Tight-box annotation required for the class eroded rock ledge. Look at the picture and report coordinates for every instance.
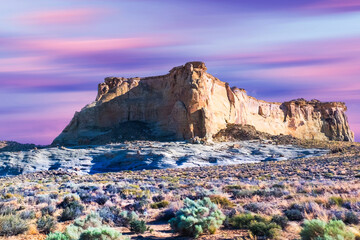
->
[0,141,37,152]
[53,61,354,145]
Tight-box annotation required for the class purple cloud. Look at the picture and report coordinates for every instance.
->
[16,8,108,26]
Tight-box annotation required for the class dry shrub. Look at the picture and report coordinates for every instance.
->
[27,224,39,235]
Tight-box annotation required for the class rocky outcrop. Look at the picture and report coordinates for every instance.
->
[0,141,37,152]
[53,61,354,145]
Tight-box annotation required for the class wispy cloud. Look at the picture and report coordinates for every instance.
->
[16,8,107,26]
[3,36,177,54]
[303,0,360,12]
[0,35,184,77]
[0,56,57,72]
[208,37,360,86]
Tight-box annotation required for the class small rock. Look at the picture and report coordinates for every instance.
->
[231,143,241,149]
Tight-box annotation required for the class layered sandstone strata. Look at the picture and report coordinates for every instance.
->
[53,62,354,145]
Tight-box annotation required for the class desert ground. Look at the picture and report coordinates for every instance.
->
[0,140,359,239]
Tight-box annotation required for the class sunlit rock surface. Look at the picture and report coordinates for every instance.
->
[0,141,328,176]
[53,61,354,145]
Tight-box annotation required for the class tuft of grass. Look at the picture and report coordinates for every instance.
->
[223,185,243,192]
[229,213,255,229]
[150,200,170,209]
[328,196,345,207]
[249,221,281,239]
[209,195,234,209]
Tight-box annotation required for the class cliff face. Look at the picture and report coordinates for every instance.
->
[53,62,354,145]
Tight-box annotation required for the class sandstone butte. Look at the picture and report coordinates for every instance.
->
[53,61,354,145]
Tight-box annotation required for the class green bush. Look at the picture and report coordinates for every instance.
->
[300,219,355,240]
[130,220,147,234]
[0,204,16,216]
[98,208,140,228]
[271,215,289,229]
[150,200,170,209]
[344,211,359,225]
[98,206,122,226]
[64,225,83,240]
[253,215,268,223]
[58,195,79,209]
[65,213,102,240]
[229,213,255,229]
[285,209,304,221]
[249,221,281,239]
[41,205,56,216]
[0,214,28,236]
[79,227,123,240]
[229,213,281,238]
[48,212,126,240]
[119,211,139,227]
[169,197,225,238]
[60,201,84,221]
[20,210,36,220]
[45,232,69,240]
[94,195,109,205]
[37,216,56,234]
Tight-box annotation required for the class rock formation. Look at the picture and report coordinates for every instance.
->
[0,141,37,152]
[53,61,354,145]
